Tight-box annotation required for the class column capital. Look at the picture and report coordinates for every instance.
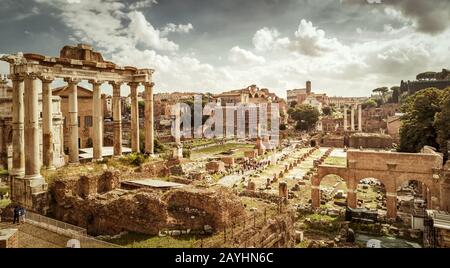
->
[109,81,123,87]
[64,77,81,85]
[88,80,104,87]
[25,72,39,80]
[127,81,140,88]
[39,75,55,84]
[144,82,155,88]
[8,73,26,82]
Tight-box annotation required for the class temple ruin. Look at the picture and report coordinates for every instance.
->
[0,44,156,210]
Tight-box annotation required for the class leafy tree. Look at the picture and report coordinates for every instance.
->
[389,86,400,103]
[398,88,443,153]
[361,99,377,109]
[373,87,389,103]
[434,87,450,160]
[288,104,320,131]
[322,106,332,116]
[290,101,298,108]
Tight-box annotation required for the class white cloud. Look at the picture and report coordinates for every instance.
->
[290,19,345,56]
[161,23,194,36]
[228,46,265,65]
[252,27,289,52]
[129,0,158,10]
[128,11,179,51]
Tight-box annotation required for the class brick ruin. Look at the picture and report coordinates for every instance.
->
[49,171,245,236]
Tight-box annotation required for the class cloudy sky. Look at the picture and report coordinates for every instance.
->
[0,0,449,98]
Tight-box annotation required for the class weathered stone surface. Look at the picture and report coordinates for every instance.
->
[50,174,245,236]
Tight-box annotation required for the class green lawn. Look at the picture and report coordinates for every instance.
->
[191,143,254,159]
[324,157,347,167]
[0,198,11,208]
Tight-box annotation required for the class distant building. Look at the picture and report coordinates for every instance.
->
[286,81,328,109]
[53,85,108,150]
[400,69,450,95]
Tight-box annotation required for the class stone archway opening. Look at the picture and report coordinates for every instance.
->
[319,174,348,212]
[396,180,430,223]
[356,178,387,214]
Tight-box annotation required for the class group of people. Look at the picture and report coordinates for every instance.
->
[13,205,26,224]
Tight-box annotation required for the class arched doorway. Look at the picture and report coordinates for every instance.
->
[318,174,348,211]
[356,178,387,216]
[396,179,431,224]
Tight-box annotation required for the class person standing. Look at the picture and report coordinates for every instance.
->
[20,207,26,224]
[13,206,20,224]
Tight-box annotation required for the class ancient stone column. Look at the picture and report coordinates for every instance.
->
[90,80,103,161]
[347,189,357,208]
[128,82,140,153]
[41,76,54,169]
[350,105,355,131]
[386,192,397,219]
[65,78,80,164]
[358,104,362,132]
[10,74,25,178]
[311,185,320,209]
[24,73,43,180]
[111,82,122,156]
[144,82,154,155]
[279,181,288,199]
[343,105,348,131]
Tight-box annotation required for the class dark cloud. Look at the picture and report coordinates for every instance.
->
[342,0,450,34]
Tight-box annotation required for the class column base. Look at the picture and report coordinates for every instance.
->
[92,158,104,163]
[10,169,25,179]
[68,162,80,167]
[45,166,56,171]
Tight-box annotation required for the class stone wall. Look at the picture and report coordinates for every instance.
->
[349,133,393,149]
[235,214,296,248]
[49,173,245,235]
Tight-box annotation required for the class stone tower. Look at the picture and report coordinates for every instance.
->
[306,81,312,95]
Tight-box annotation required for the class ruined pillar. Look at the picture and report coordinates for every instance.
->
[347,188,357,208]
[311,185,320,209]
[343,105,348,131]
[351,105,355,131]
[129,82,140,153]
[65,78,80,164]
[90,80,103,161]
[358,104,362,132]
[41,76,54,169]
[24,73,43,180]
[10,74,25,177]
[386,192,397,219]
[111,82,122,156]
[279,181,288,199]
[144,82,154,155]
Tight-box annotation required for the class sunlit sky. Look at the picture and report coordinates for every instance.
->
[0,0,449,98]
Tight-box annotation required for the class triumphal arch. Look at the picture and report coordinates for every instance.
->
[0,44,155,209]
[313,148,450,219]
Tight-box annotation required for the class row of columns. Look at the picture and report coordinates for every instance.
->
[10,73,155,181]
[343,104,362,132]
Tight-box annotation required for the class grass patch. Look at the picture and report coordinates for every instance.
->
[0,198,11,208]
[191,143,254,160]
[105,232,199,248]
[324,157,346,167]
